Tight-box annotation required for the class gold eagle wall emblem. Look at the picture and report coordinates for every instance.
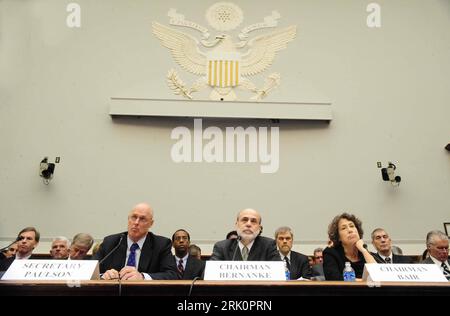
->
[152,2,297,101]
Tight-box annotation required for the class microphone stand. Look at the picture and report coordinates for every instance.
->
[0,237,21,253]
[98,234,125,266]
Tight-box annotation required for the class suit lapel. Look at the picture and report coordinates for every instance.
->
[247,238,259,261]
[184,256,198,279]
[228,239,242,260]
[289,252,299,279]
[138,233,153,271]
[112,241,127,270]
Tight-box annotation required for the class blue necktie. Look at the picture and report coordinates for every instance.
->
[126,243,139,267]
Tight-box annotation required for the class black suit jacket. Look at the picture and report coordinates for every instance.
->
[323,245,366,280]
[175,255,205,280]
[422,257,450,280]
[288,251,312,280]
[422,257,450,265]
[210,236,280,261]
[371,252,413,264]
[311,263,325,280]
[93,232,177,280]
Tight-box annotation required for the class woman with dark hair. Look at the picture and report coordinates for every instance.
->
[323,213,376,280]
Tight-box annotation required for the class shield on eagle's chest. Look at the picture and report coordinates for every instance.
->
[207,52,241,87]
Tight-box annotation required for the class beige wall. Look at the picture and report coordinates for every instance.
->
[1,0,449,256]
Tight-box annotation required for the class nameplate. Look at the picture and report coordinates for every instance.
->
[1,259,100,280]
[204,261,285,281]
[362,263,448,282]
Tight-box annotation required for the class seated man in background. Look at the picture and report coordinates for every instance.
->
[0,227,40,271]
[0,242,18,260]
[49,236,70,259]
[370,228,413,263]
[210,208,280,261]
[311,247,325,280]
[93,202,177,280]
[422,230,450,280]
[188,244,202,260]
[172,229,205,279]
[69,233,94,260]
[275,226,311,279]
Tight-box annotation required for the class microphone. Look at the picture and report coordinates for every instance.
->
[188,276,200,296]
[0,236,22,253]
[98,233,125,265]
[231,236,242,261]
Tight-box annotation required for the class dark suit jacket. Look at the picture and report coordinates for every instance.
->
[289,251,312,280]
[175,255,205,280]
[93,232,177,280]
[210,236,280,261]
[311,263,325,280]
[421,257,450,265]
[323,245,366,280]
[0,254,39,272]
[422,257,450,280]
[371,252,413,264]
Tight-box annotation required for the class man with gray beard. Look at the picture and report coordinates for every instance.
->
[210,208,280,261]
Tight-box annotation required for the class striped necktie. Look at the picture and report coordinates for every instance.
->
[177,259,185,279]
[284,257,291,271]
[441,262,450,280]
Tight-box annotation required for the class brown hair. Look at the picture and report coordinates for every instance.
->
[18,227,40,242]
[327,213,363,247]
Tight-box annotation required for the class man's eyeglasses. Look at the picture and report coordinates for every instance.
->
[174,236,189,241]
[129,215,149,223]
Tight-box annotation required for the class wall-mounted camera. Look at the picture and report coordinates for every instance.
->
[379,162,401,186]
[39,157,60,184]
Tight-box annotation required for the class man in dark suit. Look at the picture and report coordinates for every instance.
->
[210,208,280,261]
[311,247,325,281]
[171,229,205,280]
[370,228,413,263]
[275,226,312,280]
[93,202,177,280]
[422,230,450,280]
[0,227,40,272]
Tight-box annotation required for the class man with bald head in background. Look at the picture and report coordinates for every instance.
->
[210,208,280,261]
[93,202,177,280]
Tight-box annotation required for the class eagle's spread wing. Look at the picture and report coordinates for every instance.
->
[152,22,207,75]
[240,25,296,77]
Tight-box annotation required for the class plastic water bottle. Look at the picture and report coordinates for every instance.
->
[343,262,356,281]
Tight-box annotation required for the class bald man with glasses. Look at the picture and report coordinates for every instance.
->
[93,202,177,280]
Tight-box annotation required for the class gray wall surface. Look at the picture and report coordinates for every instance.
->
[1,0,449,255]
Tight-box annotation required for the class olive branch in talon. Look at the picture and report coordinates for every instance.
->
[166,69,193,99]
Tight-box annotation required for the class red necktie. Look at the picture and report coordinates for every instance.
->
[177,259,184,279]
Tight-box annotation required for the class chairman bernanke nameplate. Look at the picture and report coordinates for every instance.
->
[204,261,285,281]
